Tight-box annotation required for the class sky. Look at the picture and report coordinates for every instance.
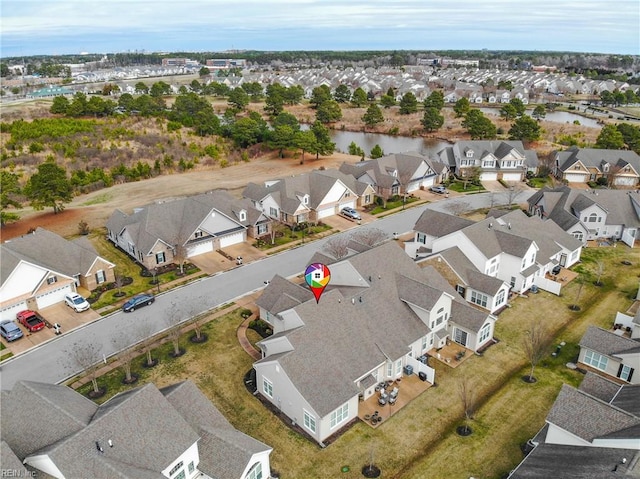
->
[1,0,639,58]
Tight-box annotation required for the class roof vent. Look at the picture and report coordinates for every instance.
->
[368,276,372,282]
[351,298,355,305]
[488,223,492,229]
[359,296,363,303]
[96,441,104,453]
[108,439,113,448]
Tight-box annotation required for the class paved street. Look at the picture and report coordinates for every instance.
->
[0,191,531,389]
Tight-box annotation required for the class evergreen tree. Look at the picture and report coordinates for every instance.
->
[453,98,470,118]
[421,107,444,132]
[508,116,542,142]
[24,158,73,213]
[362,104,384,129]
[399,92,418,114]
[595,124,625,149]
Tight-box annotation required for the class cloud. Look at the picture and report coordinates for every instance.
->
[1,0,638,55]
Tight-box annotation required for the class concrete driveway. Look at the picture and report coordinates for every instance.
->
[0,302,100,357]
[190,243,267,275]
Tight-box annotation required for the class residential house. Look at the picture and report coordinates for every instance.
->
[0,380,273,479]
[437,140,537,182]
[339,151,449,200]
[0,228,115,320]
[554,147,640,187]
[578,326,639,384]
[407,208,583,295]
[614,283,640,339]
[243,169,374,226]
[509,373,640,478]
[253,241,496,445]
[106,190,271,270]
[528,186,640,246]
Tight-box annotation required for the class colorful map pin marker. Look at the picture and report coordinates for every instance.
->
[305,263,331,303]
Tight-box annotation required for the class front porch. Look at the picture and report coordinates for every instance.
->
[427,342,474,368]
[358,374,432,427]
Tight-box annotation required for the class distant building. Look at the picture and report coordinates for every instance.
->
[161,58,199,67]
[206,59,247,69]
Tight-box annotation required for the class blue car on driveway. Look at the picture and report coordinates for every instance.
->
[0,320,24,342]
[122,293,155,312]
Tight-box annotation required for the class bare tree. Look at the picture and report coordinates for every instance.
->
[522,319,549,383]
[502,183,527,209]
[351,228,389,247]
[173,242,188,275]
[166,301,185,357]
[63,340,104,396]
[136,321,159,367]
[569,274,585,311]
[113,270,125,297]
[323,235,351,259]
[187,303,208,343]
[111,332,138,384]
[446,200,471,217]
[458,375,477,435]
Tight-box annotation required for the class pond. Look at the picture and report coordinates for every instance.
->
[326,129,451,156]
[478,107,601,128]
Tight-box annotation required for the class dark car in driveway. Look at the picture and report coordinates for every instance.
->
[122,293,155,312]
[0,321,24,342]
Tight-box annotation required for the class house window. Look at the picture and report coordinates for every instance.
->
[495,289,506,306]
[470,291,488,308]
[47,276,58,285]
[571,250,579,261]
[618,364,634,382]
[584,350,608,371]
[417,233,426,244]
[365,194,371,203]
[95,270,106,284]
[257,223,268,235]
[303,196,309,205]
[263,378,273,398]
[194,230,204,238]
[510,277,516,288]
[435,307,446,326]
[330,403,349,429]
[386,361,393,377]
[269,207,278,218]
[155,252,166,264]
[169,461,184,476]
[571,231,584,241]
[588,213,598,223]
[395,359,402,375]
[246,462,263,479]
[239,211,247,221]
[479,323,491,344]
[188,462,195,474]
[303,410,316,433]
[421,335,428,351]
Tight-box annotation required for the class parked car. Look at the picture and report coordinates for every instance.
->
[0,320,24,342]
[122,293,155,312]
[64,292,91,312]
[340,206,361,220]
[430,185,447,194]
[16,310,46,332]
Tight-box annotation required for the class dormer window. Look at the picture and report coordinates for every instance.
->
[302,195,309,205]
[194,230,204,238]
[603,163,610,172]
[465,149,474,158]
[238,209,247,221]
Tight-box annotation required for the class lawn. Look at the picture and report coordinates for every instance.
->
[447,181,486,193]
[88,229,200,311]
[527,176,553,188]
[253,223,332,250]
[369,196,420,215]
[71,245,640,479]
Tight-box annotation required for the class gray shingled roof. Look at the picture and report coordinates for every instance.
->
[258,242,492,416]
[106,191,256,255]
[611,384,640,417]
[556,146,640,175]
[0,381,98,460]
[413,209,474,237]
[547,384,640,443]
[578,371,622,403]
[1,228,112,287]
[579,326,640,357]
[256,275,314,315]
[509,443,640,478]
[1,441,30,477]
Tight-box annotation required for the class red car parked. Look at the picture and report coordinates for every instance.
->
[16,310,46,332]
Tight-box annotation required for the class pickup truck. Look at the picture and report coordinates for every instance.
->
[16,310,46,332]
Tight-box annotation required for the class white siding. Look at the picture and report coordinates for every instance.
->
[161,442,199,479]
[0,262,48,300]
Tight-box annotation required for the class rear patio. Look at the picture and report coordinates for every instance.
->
[427,341,474,368]
[358,373,432,427]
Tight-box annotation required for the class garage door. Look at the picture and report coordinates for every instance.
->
[188,240,213,257]
[36,284,72,309]
[480,172,498,181]
[502,173,522,182]
[219,231,245,248]
[317,206,336,219]
[565,173,586,183]
[614,177,637,186]
[0,301,27,321]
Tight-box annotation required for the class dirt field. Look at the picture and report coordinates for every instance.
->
[1,151,356,240]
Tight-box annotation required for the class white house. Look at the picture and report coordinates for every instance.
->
[578,326,639,384]
[253,242,496,445]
